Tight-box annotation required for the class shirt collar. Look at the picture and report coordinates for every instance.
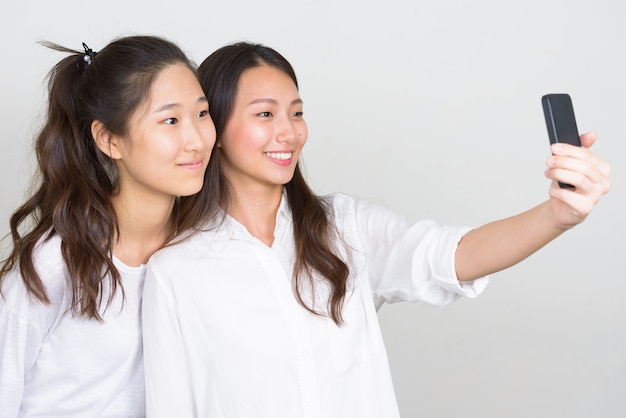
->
[199,189,293,253]
[276,189,292,225]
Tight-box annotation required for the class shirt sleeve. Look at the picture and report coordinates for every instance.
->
[0,269,61,416]
[344,196,489,310]
[143,261,196,418]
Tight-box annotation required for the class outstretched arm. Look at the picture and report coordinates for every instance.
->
[455,132,611,281]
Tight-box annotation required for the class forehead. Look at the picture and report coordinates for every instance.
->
[235,65,299,101]
[150,63,197,97]
[131,63,200,122]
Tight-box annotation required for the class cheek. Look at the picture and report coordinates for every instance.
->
[298,125,309,146]
[224,124,268,152]
[149,140,179,160]
[205,125,217,150]
[249,124,272,144]
[131,129,179,158]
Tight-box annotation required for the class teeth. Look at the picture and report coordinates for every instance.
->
[266,152,292,160]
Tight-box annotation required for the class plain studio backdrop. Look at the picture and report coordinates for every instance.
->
[1,0,624,416]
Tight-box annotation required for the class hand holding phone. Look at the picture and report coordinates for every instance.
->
[541,93,581,189]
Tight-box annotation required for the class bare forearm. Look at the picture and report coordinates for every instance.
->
[455,201,567,281]
[454,133,610,281]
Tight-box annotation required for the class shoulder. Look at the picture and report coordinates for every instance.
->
[149,228,214,270]
[321,192,358,216]
[323,192,407,224]
[0,234,69,330]
[32,233,67,275]
[2,233,68,292]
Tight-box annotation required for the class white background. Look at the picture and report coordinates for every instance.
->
[1,0,624,416]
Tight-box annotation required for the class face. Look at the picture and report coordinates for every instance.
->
[219,64,308,194]
[112,63,216,202]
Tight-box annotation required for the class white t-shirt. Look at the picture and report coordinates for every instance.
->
[0,234,146,418]
[142,193,489,418]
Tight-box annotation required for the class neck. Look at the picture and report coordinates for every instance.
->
[227,185,283,247]
[111,193,176,267]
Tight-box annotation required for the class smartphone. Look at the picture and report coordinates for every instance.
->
[541,93,581,189]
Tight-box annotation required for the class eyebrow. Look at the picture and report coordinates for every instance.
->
[154,96,208,113]
[248,98,303,106]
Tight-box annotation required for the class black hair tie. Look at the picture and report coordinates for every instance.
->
[82,42,97,66]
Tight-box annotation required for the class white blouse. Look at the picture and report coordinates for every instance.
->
[142,193,488,418]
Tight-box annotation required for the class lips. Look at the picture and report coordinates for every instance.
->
[178,159,204,169]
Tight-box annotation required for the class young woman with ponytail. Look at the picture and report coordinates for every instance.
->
[0,35,216,417]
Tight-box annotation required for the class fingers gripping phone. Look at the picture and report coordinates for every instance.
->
[541,93,581,189]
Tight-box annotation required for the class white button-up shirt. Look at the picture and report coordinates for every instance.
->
[143,193,488,418]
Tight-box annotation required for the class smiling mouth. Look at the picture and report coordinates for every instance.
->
[265,152,292,160]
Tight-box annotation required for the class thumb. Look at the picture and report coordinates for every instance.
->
[580,131,597,148]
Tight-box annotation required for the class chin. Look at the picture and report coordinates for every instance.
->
[276,171,297,185]
[177,182,206,197]
[276,178,295,187]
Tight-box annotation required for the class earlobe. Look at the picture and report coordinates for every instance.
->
[91,120,122,159]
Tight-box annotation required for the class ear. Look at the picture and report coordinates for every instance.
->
[91,120,122,159]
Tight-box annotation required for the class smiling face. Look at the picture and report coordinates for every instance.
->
[111,63,216,203]
[218,64,308,195]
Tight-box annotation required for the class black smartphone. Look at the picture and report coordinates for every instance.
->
[541,93,581,189]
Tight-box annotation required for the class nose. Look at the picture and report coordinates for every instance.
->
[275,116,297,144]
[185,118,216,153]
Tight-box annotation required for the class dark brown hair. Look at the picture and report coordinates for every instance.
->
[198,42,349,324]
[0,35,219,319]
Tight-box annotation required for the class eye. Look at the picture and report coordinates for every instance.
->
[197,109,209,118]
[163,117,178,125]
[293,111,304,117]
[258,111,273,117]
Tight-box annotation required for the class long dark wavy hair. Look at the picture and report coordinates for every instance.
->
[0,35,220,320]
[198,42,350,325]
